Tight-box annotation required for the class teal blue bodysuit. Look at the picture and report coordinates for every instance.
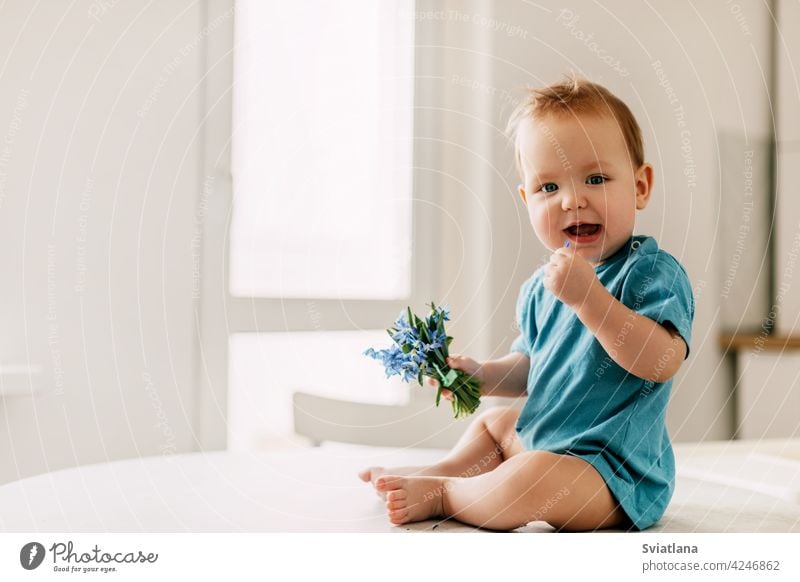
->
[510,235,694,530]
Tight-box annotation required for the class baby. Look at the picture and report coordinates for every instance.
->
[358,76,694,532]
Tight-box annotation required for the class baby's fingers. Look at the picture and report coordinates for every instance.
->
[424,376,439,388]
[447,354,478,375]
[424,375,452,400]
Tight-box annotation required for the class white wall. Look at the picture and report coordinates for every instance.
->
[430,0,774,441]
[0,0,204,483]
[776,0,800,336]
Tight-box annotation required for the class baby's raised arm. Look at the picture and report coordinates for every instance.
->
[544,248,689,384]
[575,286,686,383]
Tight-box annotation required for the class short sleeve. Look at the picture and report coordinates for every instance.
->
[510,274,538,355]
[620,252,695,358]
[510,334,528,355]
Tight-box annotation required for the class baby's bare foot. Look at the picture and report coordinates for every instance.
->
[358,466,386,484]
[374,475,449,525]
[358,466,388,499]
[357,465,438,499]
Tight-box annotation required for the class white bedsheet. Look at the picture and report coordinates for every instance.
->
[0,439,798,533]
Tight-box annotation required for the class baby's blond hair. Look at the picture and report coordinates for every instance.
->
[507,75,644,179]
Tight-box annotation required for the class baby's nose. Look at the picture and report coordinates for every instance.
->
[561,188,587,210]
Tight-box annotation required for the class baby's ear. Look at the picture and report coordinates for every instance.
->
[518,184,527,204]
[634,163,654,210]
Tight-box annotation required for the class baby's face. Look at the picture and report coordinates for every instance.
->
[516,113,652,266]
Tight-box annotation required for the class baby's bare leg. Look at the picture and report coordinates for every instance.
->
[359,406,523,488]
[434,405,524,477]
[376,450,626,531]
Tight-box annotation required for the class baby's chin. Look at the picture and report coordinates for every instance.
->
[555,237,625,266]
[586,240,629,265]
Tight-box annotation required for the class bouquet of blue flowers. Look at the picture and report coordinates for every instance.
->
[363,302,482,419]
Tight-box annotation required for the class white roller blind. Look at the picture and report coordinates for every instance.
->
[230,0,415,299]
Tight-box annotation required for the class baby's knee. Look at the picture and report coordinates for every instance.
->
[512,451,565,487]
[479,406,522,454]
[478,405,519,427]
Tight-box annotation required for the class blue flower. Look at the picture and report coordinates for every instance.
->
[391,326,419,346]
[399,358,421,383]
[364,345,412,379]
[365,304,454,385]
[365,303,482,418]
[434,304,450,322]
[391,312,420,346]
[393,311,412,330]
[409,349,426,365]
[423,329,447,352]
[364,342,427,383]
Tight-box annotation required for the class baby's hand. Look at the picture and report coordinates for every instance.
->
[543,247,599,308]
[424,354,484,399]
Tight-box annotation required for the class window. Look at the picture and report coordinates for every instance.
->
[225,0,418,451]
[227,331,410,451]
[230,0,415,299]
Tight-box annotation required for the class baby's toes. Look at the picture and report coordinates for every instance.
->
[374,475,404,493]
[358,466,381,483]
[377,477,410,523]
[386,488,407,503]
[385,489,408,511]
[388,508,410,525]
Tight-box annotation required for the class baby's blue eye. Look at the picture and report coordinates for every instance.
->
[540,183,558,193]
[587,175,607,185]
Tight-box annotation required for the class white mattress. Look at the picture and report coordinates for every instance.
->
[0,439,799,533]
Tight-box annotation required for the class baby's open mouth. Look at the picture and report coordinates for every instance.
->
[563,223,601,237]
